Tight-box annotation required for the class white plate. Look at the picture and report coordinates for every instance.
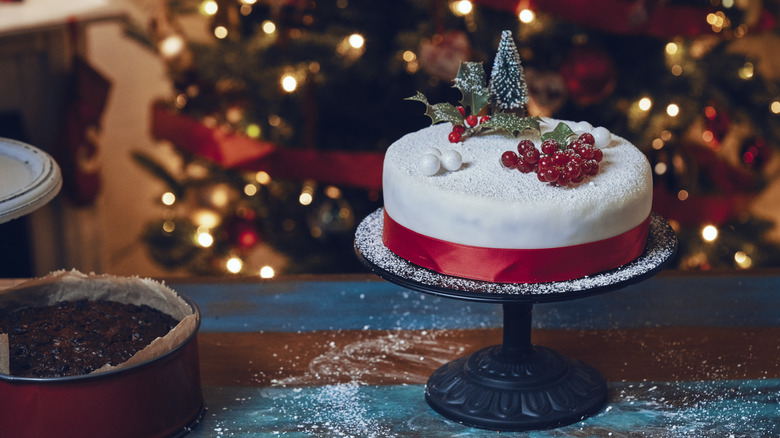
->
[0,138,61,224]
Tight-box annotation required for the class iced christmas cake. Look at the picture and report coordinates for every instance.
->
[381,31,652,283]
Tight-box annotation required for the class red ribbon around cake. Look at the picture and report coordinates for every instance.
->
[383,210,650,283]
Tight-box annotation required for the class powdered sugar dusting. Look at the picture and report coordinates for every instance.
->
[271,331,452,387]
[355,209,676,299]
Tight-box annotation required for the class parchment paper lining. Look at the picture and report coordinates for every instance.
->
[0,270,198,377]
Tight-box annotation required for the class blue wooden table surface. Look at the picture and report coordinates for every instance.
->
[168,270,780,437]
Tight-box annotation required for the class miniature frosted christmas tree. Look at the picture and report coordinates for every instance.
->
[407,30,540,143]
[489,30,529,117]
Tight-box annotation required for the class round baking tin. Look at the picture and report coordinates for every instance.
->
[0,292,204,438]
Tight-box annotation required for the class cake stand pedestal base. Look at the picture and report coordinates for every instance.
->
[424,302,606,431]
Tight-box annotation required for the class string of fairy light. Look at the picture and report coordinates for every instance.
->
[150,0,778,275]
[631,34,776,270]
[159,0,366,93]
[150,0,370,277]
[158,170,280,277]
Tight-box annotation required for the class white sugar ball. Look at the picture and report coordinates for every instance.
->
[423,147,442,157]
[592,126,612,148]
[572,121,593,132]
[419,153,441,176]
[440,150,463,171]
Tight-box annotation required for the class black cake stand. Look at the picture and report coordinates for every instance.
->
[354,208,677,432]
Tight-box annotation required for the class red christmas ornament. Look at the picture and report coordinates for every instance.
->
[228,218,261,249]
[559,45,616,106]
[703,104,730,145]
[238,229,259,248]
[741,137,770,169]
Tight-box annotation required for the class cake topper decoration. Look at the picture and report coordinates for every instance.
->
[407,31,541,144]
[453,62,490,116]
[489,30,530,116]
[407,30,606,187]
[418,147,463,176]
[501,130,604,187]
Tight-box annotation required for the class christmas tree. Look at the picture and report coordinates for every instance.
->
[489,29,529,116]
[128,0,780,276]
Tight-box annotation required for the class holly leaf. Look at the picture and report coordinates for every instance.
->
[406,92,463,125]
[405,91,429,106]
[481,113,541,137]
[541,122,577,146]
[454,62,490,115]
[427,103,463,125]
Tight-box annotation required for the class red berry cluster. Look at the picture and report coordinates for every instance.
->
[448,106,491,143]
[500,133,603,186]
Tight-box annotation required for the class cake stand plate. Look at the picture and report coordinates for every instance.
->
[355,208,677,431]
[0,138,62,224]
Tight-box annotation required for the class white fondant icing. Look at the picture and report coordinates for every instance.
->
[383,118,652,249]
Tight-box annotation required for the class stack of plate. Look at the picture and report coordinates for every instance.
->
[0,138,62,223]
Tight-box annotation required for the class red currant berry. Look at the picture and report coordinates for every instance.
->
[448,131,462,143]
[501,151,519,168]
[466,115,479,127]
[557,172,571,186]
[566,161,582,178]
[593,148,603,162]
[570,173,585,184]
[584,160,599,175]
[541,139,559,155]
[578,132,595,146]
[544,167,560,182]
[581,160,594,175]
[480,115,491,124]
[569,154,583,165]
[581,146,595,160]
[457,106,466,117]
[536,171,548,183]
[452,125,465,134]
[517,162,534,173]
[502,151,519,168]
[552,151,568,166]
[523,147,540,165]
[537,156,553,170]
[517,139,535,154]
